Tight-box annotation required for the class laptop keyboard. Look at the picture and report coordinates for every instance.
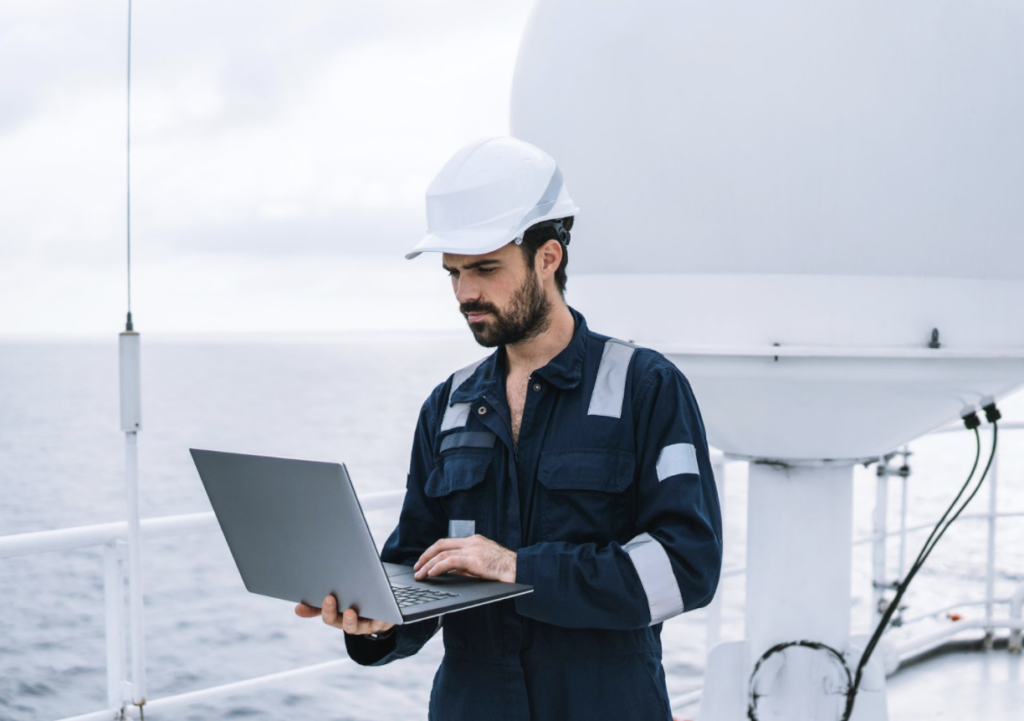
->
[391,584,459,608]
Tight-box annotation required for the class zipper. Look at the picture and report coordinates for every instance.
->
[515,375,533,463]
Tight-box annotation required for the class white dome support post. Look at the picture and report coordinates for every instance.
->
[119,330,147,708]
[699,461,888,721]
[746,462,853,663]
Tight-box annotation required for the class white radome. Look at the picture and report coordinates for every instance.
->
[512,0,1024,461]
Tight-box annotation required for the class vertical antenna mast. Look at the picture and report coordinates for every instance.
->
[119,0,147,713]
[125,0,133,332]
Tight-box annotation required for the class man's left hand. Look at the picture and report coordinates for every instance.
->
[414,534,516,583]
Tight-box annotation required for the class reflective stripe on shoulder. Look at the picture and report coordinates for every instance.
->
[587,339,636,418]
[623,532,684,625]
[656,443,700,481]
[440,404,471,432]
[440,357,487,431]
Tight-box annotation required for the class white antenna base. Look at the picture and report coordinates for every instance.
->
[119,331,141,432]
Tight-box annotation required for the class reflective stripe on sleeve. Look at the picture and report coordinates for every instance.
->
[440,357,486,431]
[623,532,684,625]
[656,443,700,481]
[587,340,636,418]
[448,520,476,538]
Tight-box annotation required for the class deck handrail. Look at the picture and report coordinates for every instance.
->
[0,489,406,559]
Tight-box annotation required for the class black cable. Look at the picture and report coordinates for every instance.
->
[748,640,852,721]
[857,426,981,664]
[903,425,997,589]
[908,425,981,571]
[125,0,134,332]
[842,421,998,720]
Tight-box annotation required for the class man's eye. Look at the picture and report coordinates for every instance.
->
[478,267,496,275]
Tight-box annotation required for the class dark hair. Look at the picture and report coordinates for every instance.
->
[520,217,573,295]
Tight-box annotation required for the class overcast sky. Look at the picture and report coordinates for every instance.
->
[0,0,535,336]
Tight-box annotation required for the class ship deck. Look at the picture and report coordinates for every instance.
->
[887,641,1022,720]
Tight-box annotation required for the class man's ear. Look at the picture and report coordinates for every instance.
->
[537,239,563,278]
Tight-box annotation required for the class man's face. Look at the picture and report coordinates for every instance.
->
[442,243,551,348]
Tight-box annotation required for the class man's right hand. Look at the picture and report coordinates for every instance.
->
[294,595,395,636]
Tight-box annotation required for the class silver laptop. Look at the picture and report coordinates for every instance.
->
[189,448,532,624]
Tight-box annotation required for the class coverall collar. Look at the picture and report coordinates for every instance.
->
[450,306,589,405]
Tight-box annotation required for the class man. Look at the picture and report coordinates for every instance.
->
[296,137,722,720]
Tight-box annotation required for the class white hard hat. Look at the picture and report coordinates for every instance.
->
[406,136,579,259]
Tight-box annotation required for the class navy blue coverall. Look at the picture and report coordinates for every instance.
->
[346,309,723,720]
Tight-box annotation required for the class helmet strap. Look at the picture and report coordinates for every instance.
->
[546,219,571,247]
[518,219,571,248]
[555,219,571,247]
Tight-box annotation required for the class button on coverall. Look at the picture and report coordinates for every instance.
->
[346,309,723,721]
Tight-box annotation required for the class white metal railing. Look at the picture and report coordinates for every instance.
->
[0,489,405,721]
[897,599,1007,628]
[3,427,1022,719]
[0,492,405,560]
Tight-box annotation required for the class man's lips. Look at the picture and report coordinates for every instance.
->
[466,311,490,323]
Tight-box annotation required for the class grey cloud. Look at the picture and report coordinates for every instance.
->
[0,0,529,140]
[1,0,532,273]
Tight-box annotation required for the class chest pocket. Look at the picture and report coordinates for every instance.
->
[425,449,493,531]
[537,448,635,544]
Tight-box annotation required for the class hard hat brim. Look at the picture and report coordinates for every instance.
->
[405,228,517,260]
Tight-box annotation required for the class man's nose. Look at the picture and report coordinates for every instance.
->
[454,275,480,305]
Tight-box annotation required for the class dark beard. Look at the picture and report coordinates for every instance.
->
[461,273,551,348]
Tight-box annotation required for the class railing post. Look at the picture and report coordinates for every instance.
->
[897,448,910,582]
[1010,583,1024,654]
[705,452,726,654]
[984,428,999,649]
[872,457,890,629]
[104,540,127,710]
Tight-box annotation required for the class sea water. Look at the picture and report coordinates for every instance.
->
[1,337,1022,721]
